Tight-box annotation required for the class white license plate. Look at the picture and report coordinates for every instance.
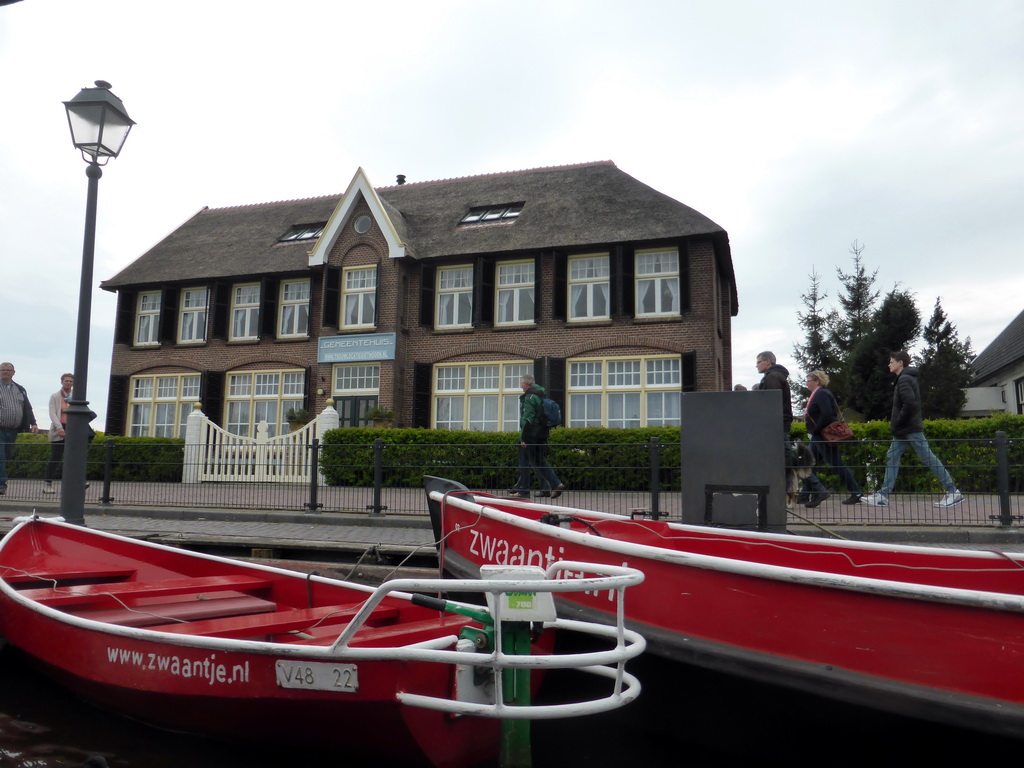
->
[275,661,359,693]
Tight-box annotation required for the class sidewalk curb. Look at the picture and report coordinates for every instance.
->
[0,501,433,530]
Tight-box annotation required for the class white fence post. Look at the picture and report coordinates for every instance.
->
[314,400,340,485]
[182,403,206,484]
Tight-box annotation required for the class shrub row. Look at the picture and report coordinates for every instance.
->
[7,434,185,483]
[317,426,681,491]
[792,414,1024,493]
[8,414,1024,492]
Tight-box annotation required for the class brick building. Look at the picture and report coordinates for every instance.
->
[100,161,737,437]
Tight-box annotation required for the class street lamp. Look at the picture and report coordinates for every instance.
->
[61,81,134,525]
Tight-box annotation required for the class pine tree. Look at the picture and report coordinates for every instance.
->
[847,288,920,420]
[831,240,880,362]
[793,268,841,401]
[918,298,974,418]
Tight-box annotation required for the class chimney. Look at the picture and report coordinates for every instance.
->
[396,174,406,185]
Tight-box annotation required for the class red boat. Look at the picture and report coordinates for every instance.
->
[0,515,644,768]
[425,476,1024,739]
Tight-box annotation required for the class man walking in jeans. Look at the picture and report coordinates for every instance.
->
[862,351,963,508]
[507,374,564,499]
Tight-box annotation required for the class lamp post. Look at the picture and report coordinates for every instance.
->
[61,81,134,525]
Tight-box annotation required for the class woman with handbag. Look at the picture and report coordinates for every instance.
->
[803,370,862,506]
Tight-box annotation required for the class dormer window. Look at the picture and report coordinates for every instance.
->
[279,222,326,242]
[459,203,523,226]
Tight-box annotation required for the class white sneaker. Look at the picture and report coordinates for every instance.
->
[934,490,964,508]
[861,492,888,507]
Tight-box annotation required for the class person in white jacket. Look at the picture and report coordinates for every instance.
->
[43,373,74,493]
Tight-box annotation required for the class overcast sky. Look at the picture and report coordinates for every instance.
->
[2,0,1022,427]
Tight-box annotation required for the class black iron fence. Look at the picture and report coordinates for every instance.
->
[4,433,1024,527]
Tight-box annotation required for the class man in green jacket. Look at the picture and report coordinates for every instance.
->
[508,374,564,498]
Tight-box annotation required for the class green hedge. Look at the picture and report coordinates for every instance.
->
[318,426,679,491]
[9,414,1024,492]
[321,416,1024,493]
[790,414,1024,494]
[7,433,184,483]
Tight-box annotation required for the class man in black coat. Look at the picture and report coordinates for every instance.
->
[756,351,793,436]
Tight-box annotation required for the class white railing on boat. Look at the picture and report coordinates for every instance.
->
[182,403,339,485]
[330,562,647,719]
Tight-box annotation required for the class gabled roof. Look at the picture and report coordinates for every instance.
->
[371,161,729,261]
[308,168,406,265]
[102,162,735,307]
[971,307,1024,383]
[101,195,340,289]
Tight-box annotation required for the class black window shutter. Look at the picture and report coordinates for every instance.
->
[419,265,436,327]
[681,352,697,392]
[260,278,279,339]
[552,252,566,321]
[680,243,692,314]
[303,366,311,411]
[105,375,129,436]
[114,291,135,345]
[412,362,433,428]
[159,287,179,344]
[530,254,541,323]
[372,264,380,326]
[203,371,225,426]
[544,357,566,405]
[323,266,340,328]
[619,247,635,317]
[212,282,229,340]
[474,258,494,327]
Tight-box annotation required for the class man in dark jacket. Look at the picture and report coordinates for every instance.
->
[508,374,564,499]
[0,362,39,495]
[862,351,962,508]
[756,351,797,475]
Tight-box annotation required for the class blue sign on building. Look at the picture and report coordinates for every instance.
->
[317,333,396,363]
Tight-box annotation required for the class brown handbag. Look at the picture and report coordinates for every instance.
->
[822,420,854,442]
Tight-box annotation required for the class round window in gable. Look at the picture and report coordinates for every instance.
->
[354,215,372,235]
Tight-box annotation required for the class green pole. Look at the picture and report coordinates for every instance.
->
[499,621,533,768]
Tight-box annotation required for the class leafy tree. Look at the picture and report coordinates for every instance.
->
[847,287,920,420]
[918,298,974,418]
[831,240,880,362]
[793,267,841,401]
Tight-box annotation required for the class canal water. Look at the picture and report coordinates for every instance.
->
[0,645,1013,767]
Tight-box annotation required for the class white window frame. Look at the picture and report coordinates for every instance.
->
[127,373,201,437]
[278,280,310,338]
[495,261,535,326]
[178,287,209,344]
[333,364,380,394]
[436,266,473,329]
[341,267,377,329]
[225,369,305,437]
[635,249,681,317]
[568,254,610,321]
[433,361,530,432]
[134,291,161,346]
[230,283,261,341]
[566,355,681,428]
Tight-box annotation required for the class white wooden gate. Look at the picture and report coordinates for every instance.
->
[182,403,340,484]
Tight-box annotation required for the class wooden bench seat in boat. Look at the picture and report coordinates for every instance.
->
[72,593,278,628]
[3,564,136,588]
[147,603,400,639]
[293,614,469,647]
[16,574,273,608]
